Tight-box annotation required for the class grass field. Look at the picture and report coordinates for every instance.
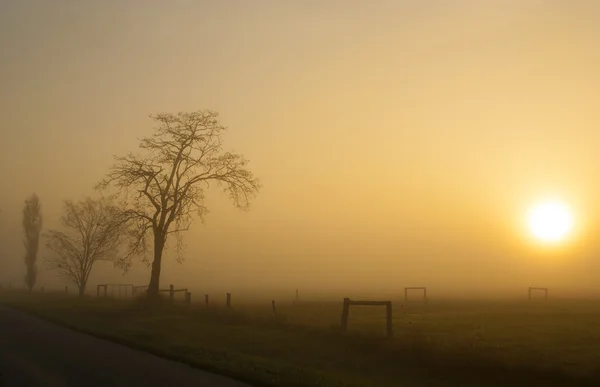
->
[2,291,600,387]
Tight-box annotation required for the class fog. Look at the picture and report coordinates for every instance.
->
[2,0,600,301]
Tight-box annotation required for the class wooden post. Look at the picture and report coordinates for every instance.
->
[340,298,350,333]
[204,294,209,306]
[272,300,277,315]
[226,293,231,308]
[386,301,393,338]
[185,292,192,306]
[169,284,174,302]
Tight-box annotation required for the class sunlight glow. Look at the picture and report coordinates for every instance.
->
[527,200,574,244]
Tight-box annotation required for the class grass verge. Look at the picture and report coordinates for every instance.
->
[3,292,600,387]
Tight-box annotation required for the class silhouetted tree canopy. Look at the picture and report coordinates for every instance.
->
[97,110,261,298]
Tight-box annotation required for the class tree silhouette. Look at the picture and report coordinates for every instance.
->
[23,194,42,291]
[97,110,260,298]
[45,197,125,296]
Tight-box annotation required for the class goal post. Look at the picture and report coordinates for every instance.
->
[97,284,108,297]
[340,298,393,338]
[528,287,548,301]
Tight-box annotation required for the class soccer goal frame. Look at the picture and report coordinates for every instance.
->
[528,287,548,301]
[340,298,393,338]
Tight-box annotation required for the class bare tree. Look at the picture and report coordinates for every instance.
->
[23,194,42,291]
[45,197,125,296]
[96,110,261,298]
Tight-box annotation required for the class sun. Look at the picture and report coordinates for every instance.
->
[527,200,574,244]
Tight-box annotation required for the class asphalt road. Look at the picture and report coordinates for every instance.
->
[0,306,252,387]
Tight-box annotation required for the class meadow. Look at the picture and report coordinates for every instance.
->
[2,290,600,387]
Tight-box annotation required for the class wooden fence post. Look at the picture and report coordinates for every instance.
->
[185,292,192,307]
[226,293,231,308]
[272,300,277,315]
[169,284,174,302]
[340,298,350,333]
[204,294,209,306]
[386,301,393,338]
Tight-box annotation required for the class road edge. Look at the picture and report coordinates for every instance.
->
[4,303,270,387]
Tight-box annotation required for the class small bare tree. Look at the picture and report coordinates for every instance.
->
[45,197,125,296]
[23,194,43,291]
[97,110,260,298]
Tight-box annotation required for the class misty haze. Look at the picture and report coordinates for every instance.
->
[2,1,600,386]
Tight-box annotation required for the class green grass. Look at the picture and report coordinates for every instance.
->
[2,291,600,387]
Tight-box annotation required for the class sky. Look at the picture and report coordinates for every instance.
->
[1,0,600,300]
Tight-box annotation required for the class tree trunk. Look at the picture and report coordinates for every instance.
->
[25,264,36,292]
[147,233,165,298]
[78,282,86,297]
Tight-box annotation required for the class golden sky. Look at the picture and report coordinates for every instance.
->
[1,1,600,298]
